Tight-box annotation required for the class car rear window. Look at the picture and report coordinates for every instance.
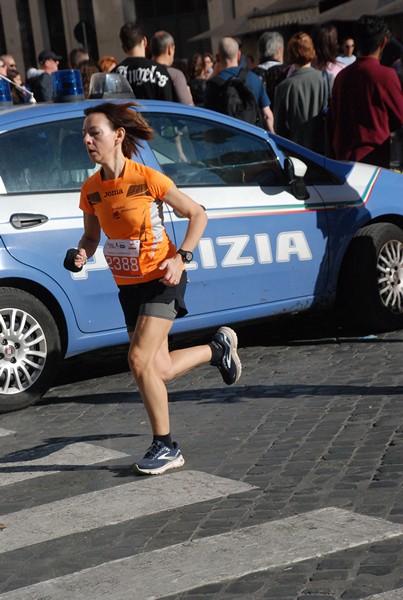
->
[0,119,99,194]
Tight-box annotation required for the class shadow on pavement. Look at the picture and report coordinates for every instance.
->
[40,382,403,408]
[52,311,403,389]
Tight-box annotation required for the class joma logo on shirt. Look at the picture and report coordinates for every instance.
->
[104,189,124,197]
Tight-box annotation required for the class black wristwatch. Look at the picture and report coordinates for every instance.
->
[176,249,193,263]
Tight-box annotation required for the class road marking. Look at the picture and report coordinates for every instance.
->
[0,442,128,486]
[0,428,15,437]
[362,591,403,600]
[0,508,402,599]
[0,470,254,553]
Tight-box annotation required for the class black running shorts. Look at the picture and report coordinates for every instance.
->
[118,271,188,332]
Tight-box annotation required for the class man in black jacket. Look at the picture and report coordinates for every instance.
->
[115,22,174,101]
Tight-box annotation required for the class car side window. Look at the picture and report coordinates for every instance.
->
[145,113,284,187]
[0,119,98,194]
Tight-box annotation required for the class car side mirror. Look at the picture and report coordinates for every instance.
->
[284,156,309,200]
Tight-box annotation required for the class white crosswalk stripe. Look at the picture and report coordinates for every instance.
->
[0,428,15,438]
[0,442,128,486]
[1,441,402,599]
[0,470,254,553]
[0,507,402,600]
[362,591,403,600]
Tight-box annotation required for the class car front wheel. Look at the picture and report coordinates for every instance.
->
[341,223,403,331]
[0,288,61,413]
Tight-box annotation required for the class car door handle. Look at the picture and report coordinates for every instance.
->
[10,213,49,229]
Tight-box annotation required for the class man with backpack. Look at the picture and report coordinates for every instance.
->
[254,31,288,111]
[204,37,274,132]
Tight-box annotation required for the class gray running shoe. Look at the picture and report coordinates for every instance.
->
[211,326,242,385]
[131,441,185,476]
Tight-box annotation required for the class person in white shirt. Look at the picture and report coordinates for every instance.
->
[337,37,356,67]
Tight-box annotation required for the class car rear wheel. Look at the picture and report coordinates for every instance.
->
[0,288,61,413]
[341,223,403,331]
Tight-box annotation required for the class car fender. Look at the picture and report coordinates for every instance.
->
[0,239,127,357]
[320,166,403,294]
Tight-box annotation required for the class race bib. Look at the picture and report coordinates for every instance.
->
[103,239,141,278]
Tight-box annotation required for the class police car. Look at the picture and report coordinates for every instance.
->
[1,94,403,413]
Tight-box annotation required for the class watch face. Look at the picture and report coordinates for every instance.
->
[178,249,193,263]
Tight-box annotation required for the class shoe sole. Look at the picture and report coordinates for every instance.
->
[131,454,185,476]
[217,326,242,385]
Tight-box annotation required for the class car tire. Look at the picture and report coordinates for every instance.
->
[341,222,403,332]
[0,288,61,413]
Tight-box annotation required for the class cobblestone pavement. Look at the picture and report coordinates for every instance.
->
[0,312,402,599]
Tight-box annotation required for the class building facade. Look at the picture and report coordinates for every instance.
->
[0,0,401,79]
[0,0,211,75]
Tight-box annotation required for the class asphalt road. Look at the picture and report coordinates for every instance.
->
[0,311,402,600]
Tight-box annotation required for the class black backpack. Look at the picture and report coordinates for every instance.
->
[212,68,264,128]
[254,64,289,110]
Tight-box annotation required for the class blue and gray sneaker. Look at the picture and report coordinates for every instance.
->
[131,440,185,475]
[211,326,242,385]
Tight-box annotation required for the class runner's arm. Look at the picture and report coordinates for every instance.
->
[163,184,207,252]
[75,213,101,267]
[159,184,207,285]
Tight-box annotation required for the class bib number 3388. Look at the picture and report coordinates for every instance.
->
[103,239,141,277]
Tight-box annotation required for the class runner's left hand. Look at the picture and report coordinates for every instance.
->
[158,256,183,286]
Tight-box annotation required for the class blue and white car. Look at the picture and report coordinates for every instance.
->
[0,98,402,412]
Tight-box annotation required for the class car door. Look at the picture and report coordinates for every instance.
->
[0,115,172,335]
[144,110,329,323]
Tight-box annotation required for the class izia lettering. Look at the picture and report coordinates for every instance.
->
[71,232,313,279]
[196,232,312,269]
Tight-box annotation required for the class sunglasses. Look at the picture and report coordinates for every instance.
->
[344,44,355,48]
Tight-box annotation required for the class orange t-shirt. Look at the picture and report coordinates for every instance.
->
[79,159,176,285]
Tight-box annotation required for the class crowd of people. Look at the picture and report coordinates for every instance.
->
[0,47,116,104]
[1,13,403,169]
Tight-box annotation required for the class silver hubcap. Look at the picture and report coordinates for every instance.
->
[377,239,403,314]
[0,308,47,395]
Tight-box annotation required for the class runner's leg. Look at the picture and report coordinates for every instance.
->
[128,315,173,435]
[154,339,212,382]
[128,316,213,433]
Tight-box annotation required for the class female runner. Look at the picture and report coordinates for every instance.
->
[69,102,241,475]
